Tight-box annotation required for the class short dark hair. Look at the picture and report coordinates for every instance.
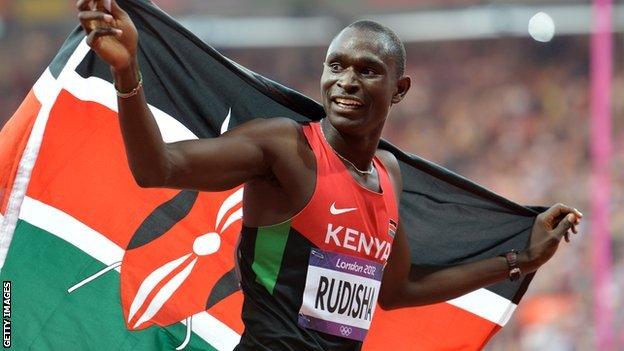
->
[343,20,406,78]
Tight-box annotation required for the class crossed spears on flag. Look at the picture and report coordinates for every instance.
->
[67,112,238,350]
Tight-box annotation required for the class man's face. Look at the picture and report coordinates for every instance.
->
[321,27,401,134]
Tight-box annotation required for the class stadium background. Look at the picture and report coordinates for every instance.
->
[0,0,622,350]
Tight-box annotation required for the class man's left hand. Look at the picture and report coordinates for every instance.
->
[522,203,582,272]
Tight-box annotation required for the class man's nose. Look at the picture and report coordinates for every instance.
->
[336,68,360,93]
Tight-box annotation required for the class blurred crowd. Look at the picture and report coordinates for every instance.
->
[1,1,623,350]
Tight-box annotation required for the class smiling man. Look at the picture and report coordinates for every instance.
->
[77,1,583,350]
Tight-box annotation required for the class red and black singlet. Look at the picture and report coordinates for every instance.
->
[235,121,399,351]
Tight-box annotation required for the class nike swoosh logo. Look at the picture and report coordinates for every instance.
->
[330,202,357,215]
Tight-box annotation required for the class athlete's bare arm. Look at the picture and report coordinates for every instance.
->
[77,0,317,228]
[76,0,301,194]
[77,0,265,191]
[376,151,582,309]
[114,57,279,191]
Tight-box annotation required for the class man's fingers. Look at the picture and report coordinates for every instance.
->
[78,11,113,34]
[77,0,122,15]
[108,0,125,16]
[547,203,577,219]
[540,203,583,231]
[574,207,583,218]
[86,27,122,47]
[78,11,113,23]
[77,0,96,11]
[94,0,125,17]
[551,213,576,240]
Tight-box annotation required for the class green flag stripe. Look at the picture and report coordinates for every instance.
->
[16,196,241,349]
[251,220,291,295]
[0,219,216,351]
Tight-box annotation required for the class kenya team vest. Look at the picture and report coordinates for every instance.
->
[235,121,399,351]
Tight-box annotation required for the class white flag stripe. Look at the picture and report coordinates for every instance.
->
[128,254,192,323]
[59,38,92,80]
[19,197,124,265]
[447,288,517,326]
[59,44,198,144]
[18,196,241,349]
[0,69,65,269]
[133,257,198,329]
[33,69,61,105]
[63,71,197,144]
[187,311,241,351]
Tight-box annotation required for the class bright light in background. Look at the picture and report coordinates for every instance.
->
[528,11,555,42]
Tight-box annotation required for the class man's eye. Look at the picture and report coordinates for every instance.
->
[329,63,342,72]
[362,68,377,76]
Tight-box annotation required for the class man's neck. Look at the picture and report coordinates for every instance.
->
[320,118,383,172]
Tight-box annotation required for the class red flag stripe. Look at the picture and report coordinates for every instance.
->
[366,303,501,351]
[26,89,182,247]
[0,90,41,215]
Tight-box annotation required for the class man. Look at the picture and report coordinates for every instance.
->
[77,0,582,350]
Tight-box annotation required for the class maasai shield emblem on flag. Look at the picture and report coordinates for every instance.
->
[118,188,243,332]
[0,1,545,350]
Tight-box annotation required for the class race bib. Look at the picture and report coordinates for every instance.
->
[297,248,383,341]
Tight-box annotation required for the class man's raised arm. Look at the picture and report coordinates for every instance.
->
[77,0,270,191]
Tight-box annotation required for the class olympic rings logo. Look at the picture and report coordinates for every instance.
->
[339,325,353,336]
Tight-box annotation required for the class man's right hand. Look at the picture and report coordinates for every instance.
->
[77,0,138,71]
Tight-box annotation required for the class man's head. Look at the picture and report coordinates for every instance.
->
[344,20,406,79]
[321,20,411,135]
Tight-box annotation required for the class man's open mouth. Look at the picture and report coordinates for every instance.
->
[332,97,364,109]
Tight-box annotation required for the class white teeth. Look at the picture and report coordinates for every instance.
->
[334,98,362,107]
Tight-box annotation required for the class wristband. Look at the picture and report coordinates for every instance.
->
[501,249,521,281]
[116,71,143,99]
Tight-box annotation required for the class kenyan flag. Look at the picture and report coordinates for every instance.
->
[0,1,543,349]
[0,31,243,350]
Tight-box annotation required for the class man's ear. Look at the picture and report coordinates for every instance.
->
[391,76,411,104]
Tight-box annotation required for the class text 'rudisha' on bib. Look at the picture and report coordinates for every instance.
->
[298,248,383,341]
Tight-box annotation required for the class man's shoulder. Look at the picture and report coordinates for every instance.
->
[375,148,402,191]
[234,118,314,166]
[235,117,303,138]
[375,149,399,173]
[230,117,307,151]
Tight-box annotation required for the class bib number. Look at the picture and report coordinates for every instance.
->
[298,248,383,341]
